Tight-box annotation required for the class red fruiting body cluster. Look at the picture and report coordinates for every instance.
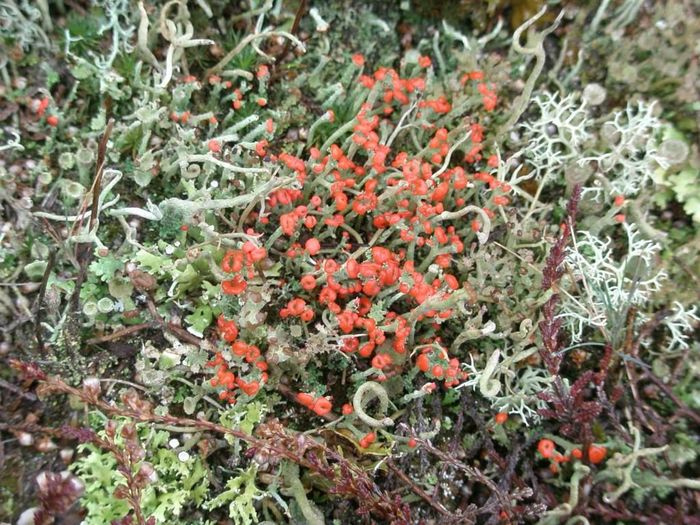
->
[460,71,498,111]
[207,315,268,403]
[232,88,244,110]
[537,439,607,466]
[415,345,467,388]
[587,445,607,464]
[359,432,376,448]
[296,392,333,416]
[537,438,556,458]
[31,97,59,127]
[494,412,508,425]
[220,241,268,296]
[35,97,50,117]
[209,60,508,414]
[280,298,314,322]
[256,139,269,157]
[170,111,191,124]
[217,315,238,342]
[371,353,393,370]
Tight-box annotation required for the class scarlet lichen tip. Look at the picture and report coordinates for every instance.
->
[537,438,555,459]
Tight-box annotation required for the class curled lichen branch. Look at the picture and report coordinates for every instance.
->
[497,6,565,138]
[479,349,501,398]
[158,0,214,88]
[181,153,269,175]
[430,130,472,181]
[0,130,24,152]
[539,462,591,525]
[137,1,161,71]
[433,205,491,245]
[601,424,670,503]
[206,29,305,76]
[353,381,394,428]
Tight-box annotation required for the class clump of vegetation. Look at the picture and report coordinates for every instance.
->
[1,1,698,524]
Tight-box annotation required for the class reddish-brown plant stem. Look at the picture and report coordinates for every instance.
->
[86,323,153,345]
[386,460,454,518]
[15,367,411,524]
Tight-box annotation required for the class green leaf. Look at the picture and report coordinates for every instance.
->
[46,69,60,88]
[368,301,387,323]
[90,107,107,132]
[668,168,700,222]
[135,249,171,274]
[185,304,212,336]
[151,490,188,521]
[204,465,262,525]
[72,420,211,525]
[183,396,198,415]
[108,276,134,301]
[72,64,93,80]
[89,254,125,282]
[239,401,266,435]
[184,347,210,373]
[173,263,201,294]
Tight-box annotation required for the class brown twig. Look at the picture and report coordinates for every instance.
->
[386,460,456,519]
[144,293,212,349]
[85,323,153,345]
[15,370,411,524]
[671,254,700,299]
[268,0,307,84]
[0,378,37,401]
[417,438,510,515]
[629,309,669,358]
[89,118,114,232]
[284,0,306,58]
[33,251,56,352]
[620,309,671,432]
[640,369,700,426]
[165,322,209,348]
[460,389,528,492]
[68,119,115,317]
[36,376,313,464]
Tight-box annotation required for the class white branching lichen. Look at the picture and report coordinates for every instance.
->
[580,100,667,198]
[521,92,590,177]
[660,302,699,352]
[562,223,667,343]
[458,347,552,426]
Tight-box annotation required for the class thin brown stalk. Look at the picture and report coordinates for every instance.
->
[85,323,153,345]
[386,460,455,519]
